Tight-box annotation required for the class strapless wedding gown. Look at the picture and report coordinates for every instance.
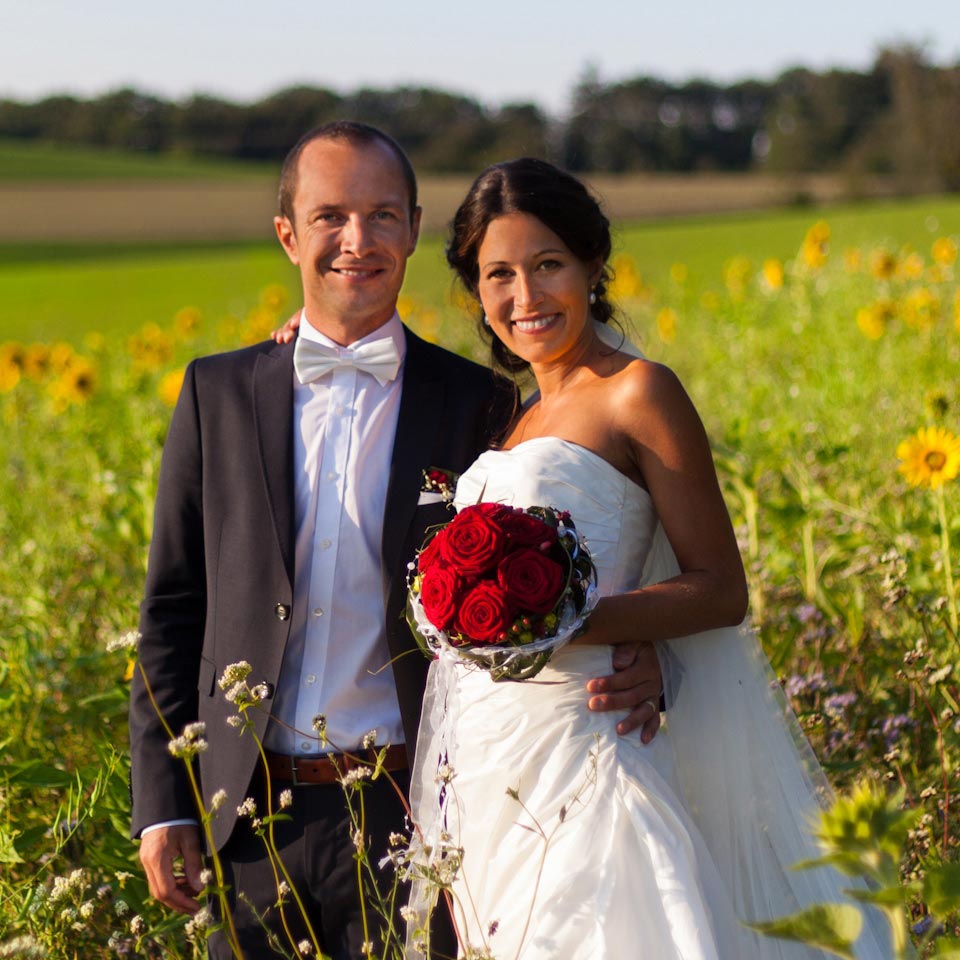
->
[409,437,890,960]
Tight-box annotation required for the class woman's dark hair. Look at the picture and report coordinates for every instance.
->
[446,158,615,372]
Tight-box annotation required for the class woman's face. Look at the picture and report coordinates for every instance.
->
[476,212,599,366]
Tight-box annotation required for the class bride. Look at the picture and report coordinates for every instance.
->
[407,158,891,959]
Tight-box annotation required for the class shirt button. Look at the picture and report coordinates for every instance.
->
[319,538,332,550]
[300,741,311,752]
[333,404,345,416]
[274,603,290,621]
[326,471,336,481]
[312,607,324,618]
[305,674,316,685]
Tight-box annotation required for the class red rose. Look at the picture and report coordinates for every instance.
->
[455,581,514,644]
[419,565,462,632]
[417,529,445,573]
[500,511,558,551]
[497,548,566,614]
[440,505,507,574]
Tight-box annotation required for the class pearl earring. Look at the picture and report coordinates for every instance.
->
[589,291,597,305]
[483,314,491,326]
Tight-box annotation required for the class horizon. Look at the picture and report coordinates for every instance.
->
[3,0,958,116]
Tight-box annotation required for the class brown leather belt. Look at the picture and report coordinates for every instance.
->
[264,745,408,786]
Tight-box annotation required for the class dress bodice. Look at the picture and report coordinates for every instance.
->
[454,436,659,598]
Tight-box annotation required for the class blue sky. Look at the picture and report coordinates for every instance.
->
[3,0,958,115]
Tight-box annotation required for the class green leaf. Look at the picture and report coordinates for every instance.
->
[924,862,960,917]
[748,904,863,960]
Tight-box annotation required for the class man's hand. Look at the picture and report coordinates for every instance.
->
[270,312,301,344]
[139,824,204,915]
[586,643,663,743]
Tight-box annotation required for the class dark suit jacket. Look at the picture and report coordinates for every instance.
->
[129,328,514,851]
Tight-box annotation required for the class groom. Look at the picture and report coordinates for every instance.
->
[129,121,663,958]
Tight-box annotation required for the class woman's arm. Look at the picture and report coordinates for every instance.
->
[578,360,748,646]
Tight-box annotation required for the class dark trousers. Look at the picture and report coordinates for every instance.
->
[207,768,442,960]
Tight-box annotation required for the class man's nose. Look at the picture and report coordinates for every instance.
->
[341,215,375,256]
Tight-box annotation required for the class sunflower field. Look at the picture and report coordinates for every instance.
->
[1,198,960,956]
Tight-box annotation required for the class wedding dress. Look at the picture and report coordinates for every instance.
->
[409,435,891,959]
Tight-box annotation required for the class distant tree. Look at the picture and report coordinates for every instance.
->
[237,86,342,159]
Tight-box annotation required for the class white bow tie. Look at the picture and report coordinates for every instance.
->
[293,335,402,386]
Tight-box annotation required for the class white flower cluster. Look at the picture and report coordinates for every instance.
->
[0,935,45,959]
[168,721,208,758]
[184,906,212,943]
[341,766,372,788]
[218,661,270,709]
[106,630,141,652]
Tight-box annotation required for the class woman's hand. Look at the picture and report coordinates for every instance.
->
[270,312,301,343]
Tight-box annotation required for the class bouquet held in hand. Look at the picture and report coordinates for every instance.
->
[407,503,598,680]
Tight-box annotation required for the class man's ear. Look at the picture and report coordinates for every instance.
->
[407,206,423,256]
[274,216,299,265]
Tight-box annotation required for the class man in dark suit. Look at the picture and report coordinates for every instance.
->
[130,122,662,959]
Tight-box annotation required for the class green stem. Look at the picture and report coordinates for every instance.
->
[936,485,958,634]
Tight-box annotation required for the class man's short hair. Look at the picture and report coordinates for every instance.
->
[277,121,418,225]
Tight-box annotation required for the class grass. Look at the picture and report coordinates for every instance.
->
[0,138,274,180]
[2,193,958,345]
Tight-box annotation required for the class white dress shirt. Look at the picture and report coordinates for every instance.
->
[263,311,406,755]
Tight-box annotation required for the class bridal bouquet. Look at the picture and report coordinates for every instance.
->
[406,503,598,680]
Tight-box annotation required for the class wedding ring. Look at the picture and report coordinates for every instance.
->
[642,697,660,715]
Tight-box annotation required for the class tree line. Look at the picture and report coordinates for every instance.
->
[1,46,957,190]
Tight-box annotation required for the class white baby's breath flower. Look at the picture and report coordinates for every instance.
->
[351,827,365,851]
[360,941,374,957]
[226,714,244,728]
[361,730,377,750]
[210,788,228,811]
[278,880,291,897]
[107,630,140,652]
[237,797,257,818]
[297,939,313,955]
[400,905,416,922]
[59,906,77,922]
[79,900,95,919]
[114,899,129,917]
[279,789,293,809]
[129,914,145,936]
[182,722,206,740]
[199,869,214,886]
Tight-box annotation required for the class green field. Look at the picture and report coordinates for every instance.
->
[0,138,274,180]
[2,194,958,345]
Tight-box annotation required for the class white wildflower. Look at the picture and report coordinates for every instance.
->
[59,907,77,922]
[114,899,129,917]
[210,788,228,811]
[218,661,252,689]
[0,934,46,958]
[278,880,290,897]
[361,730,377,750]
[129,914,145,936]
[311,714,327,736]
[360,942,374,957]
[183,722,206,740]
[351,827,365,852]
[297,941,313,956]
[400,905,416,922]
[199,869,214,886]
[237,798,257,818]
[226,714,244,728]
[79,900,95,919]
[434,764,455,785]
[279,789,293,809]
[107,630,140,652]
[341,766,372,787]
[250,683,270,702]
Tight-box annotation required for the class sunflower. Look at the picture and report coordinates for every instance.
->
[897,427,960,489]
[48,356,97,409]
[656,307,678,344]
[158,367,186,408]
[932,237,958,267]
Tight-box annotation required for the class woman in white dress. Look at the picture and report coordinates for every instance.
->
[407,159,890,959]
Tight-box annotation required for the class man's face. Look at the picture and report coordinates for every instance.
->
[274,138,421,344]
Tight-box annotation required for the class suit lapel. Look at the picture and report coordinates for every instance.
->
[381,329,443,587]
[253,341,296,585]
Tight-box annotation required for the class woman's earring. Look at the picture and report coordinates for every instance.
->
[589,291,597,305]
[483,314,491,326]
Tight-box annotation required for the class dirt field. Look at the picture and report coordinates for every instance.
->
[0,173,900,242]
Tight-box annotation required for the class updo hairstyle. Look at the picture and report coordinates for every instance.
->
[446,158,615,373]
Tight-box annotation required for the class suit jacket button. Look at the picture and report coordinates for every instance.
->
[274,603,290,621]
